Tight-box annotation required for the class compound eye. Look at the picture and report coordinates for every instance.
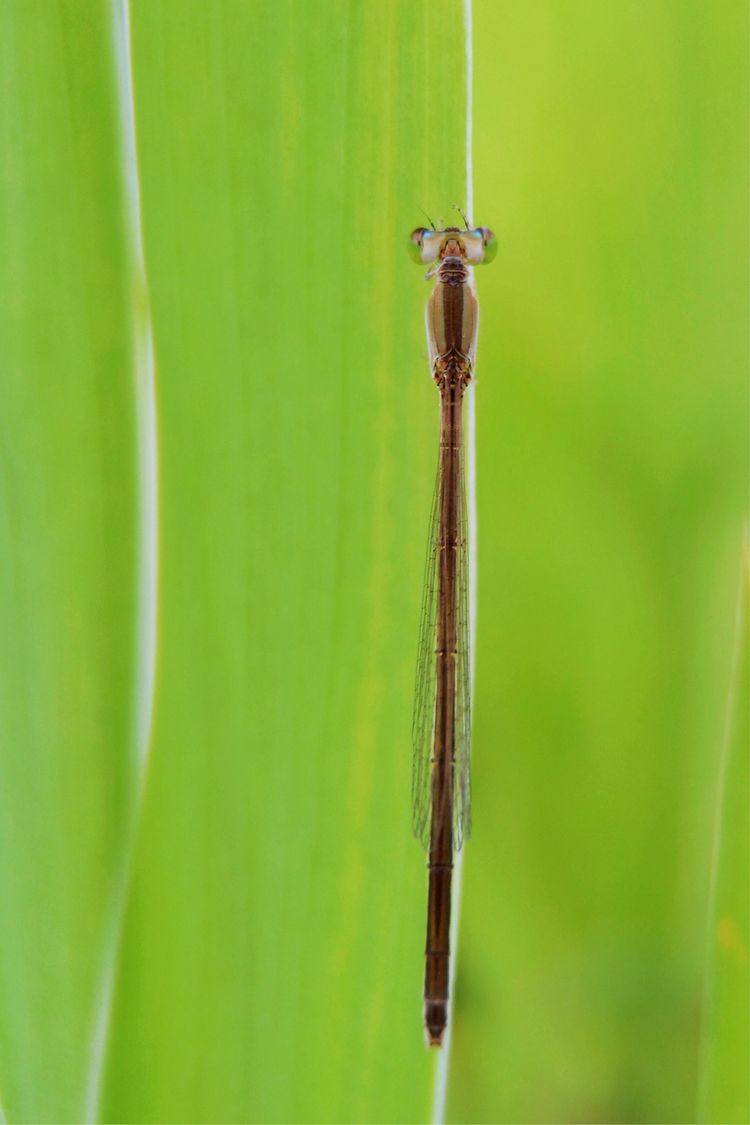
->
[408,227,428,263]
[478,227,497,264]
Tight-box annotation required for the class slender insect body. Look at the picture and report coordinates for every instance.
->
[409,219,495,1047]
[426,269,479,375]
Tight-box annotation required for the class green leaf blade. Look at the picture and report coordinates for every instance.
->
[0,3,139,1120]
[99,2,466,1120]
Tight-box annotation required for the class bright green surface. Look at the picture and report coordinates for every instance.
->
[96,2,463,1121]
[0,2,138,1121]
[0,1,747,1122]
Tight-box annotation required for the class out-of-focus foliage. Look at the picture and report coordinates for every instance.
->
[453,3,748,1121]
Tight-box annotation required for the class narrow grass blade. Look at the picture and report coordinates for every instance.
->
[697,539,749,1124]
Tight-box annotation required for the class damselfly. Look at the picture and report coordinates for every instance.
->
[408,215,496,1046]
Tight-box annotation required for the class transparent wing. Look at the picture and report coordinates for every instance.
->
[411,460,440,850]
[411,449,472,851]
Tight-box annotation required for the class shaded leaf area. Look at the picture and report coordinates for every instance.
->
[0,2,138,1121]
[451,2,748,1122]
[99,1,465,1121]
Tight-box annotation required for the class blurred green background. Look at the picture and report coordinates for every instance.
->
[0,1,746,1123]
